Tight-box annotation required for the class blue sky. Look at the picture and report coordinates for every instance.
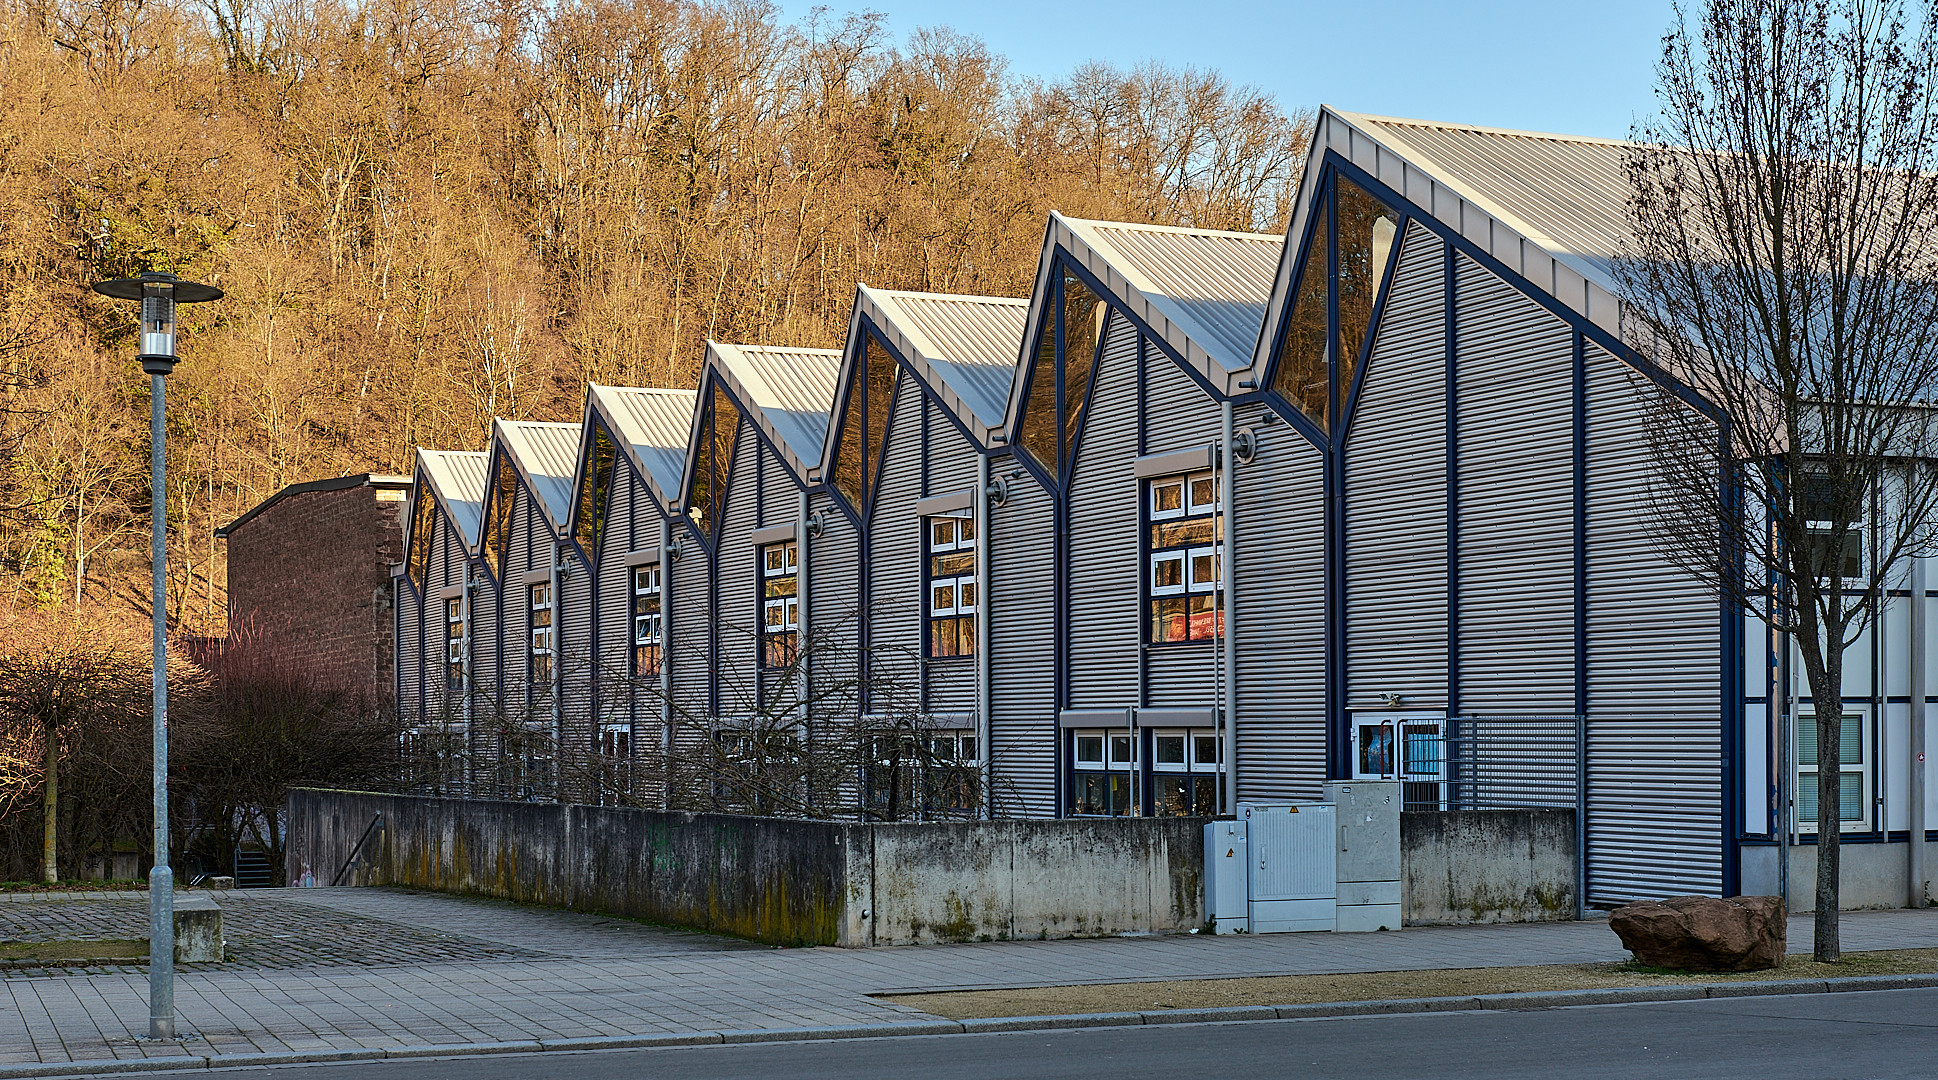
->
[774,0,1681,140]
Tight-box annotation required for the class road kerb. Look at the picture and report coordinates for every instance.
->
[7,971,1938,1079]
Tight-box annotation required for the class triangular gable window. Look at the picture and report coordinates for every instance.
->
[831,331,901,514]
[575,421,616,555]
[1269,172,1401,432]
[482,452,518,580]
[689,382,740,539]
[1018,265,1107,479]
[1336,176,1400,408]
[407,475,436,586]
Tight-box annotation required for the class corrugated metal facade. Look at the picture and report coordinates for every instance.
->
[868,371,925,699]
[987,464,1056,816]
[1585,344,1724,901]
[1140,332,1227,709]
[1066,314,1143,710]
[1344,223,1449,711]
[1232,403,1327,800]
[1452,254,1576,716]
[808,488,860,715]
[715,418,761,718]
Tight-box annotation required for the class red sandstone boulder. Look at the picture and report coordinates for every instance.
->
[1608,895,1786,972]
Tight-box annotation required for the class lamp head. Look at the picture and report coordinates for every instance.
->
[92,271,224,376]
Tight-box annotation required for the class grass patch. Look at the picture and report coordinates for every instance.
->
[0,880,147,893]
[881,947,1938,1020]
[0,939,148,963]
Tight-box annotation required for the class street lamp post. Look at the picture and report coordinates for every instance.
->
[92,271,223,1041]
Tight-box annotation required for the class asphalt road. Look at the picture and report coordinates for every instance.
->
[157,988,1938,1080]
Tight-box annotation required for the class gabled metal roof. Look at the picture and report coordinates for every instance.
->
[1008,213,1282,423]
[586,384,697,506]
[851,286,1028,444]
[1250,106,1630,376]
[416,450,488,550]
[492,420,580,535]
[701,342,844,481]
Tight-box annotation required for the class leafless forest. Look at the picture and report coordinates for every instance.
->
[0,0,1309,633]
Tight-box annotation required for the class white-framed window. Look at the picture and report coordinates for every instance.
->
[926,515,977,659]
[760,540,799,669]
[444,595,465,699]
[1150,727,1220,816]
[600,725,632,758]
[1070,727,1133,816]
[1798,705,1872,832]
[1147,471,1222,644]
[632,563,663,677]
[528,580,555,693]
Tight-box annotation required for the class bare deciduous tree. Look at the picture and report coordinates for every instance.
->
[1620,0,1938,958]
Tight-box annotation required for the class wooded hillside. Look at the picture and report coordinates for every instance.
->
[0,0,1308,632]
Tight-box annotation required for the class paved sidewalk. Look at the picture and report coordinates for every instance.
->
[4,887,1937,1067]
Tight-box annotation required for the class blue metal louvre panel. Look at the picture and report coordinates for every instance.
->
[1231,407,1327,799]
[1141,329,1226,708]
[1065,315,1143,710]
[599,474,637,724]
[759,431,792,526]
[869,371,925,701]
[1344,223,1450,710]
[807,489,860,723]
[1585,344,1723,902]
[397,563,421,723]
[670,519,712,724]
[1453,255,1575,715]
[715,420,762,719]
[988,468,1057,816]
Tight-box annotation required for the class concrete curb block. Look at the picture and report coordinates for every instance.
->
[8,974,1938,1079]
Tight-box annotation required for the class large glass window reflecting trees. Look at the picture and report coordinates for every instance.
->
[1273,217,1329,427]
[688,384,739,539]
[482,455,517,579]
[407,479,436,585]
[1336,177,1400,400]
[576,423,616,554]
[1019,267,1108,479]
[1268,172,1402,433]
[832,334,899,514]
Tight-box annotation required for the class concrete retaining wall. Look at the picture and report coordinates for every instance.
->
[1401,810,1577,925]
[286,789,1204,946]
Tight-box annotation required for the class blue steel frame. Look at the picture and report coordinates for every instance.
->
[1250,148,1745,896]
[837,314,1004,711]
[564,412,617,746]
[1009,251,1216,816]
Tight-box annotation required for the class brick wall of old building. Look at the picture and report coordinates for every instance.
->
[221,477,409,703]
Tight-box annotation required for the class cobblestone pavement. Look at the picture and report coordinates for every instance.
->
[4,888,1937,1068]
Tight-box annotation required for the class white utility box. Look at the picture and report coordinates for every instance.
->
[1240,802,1337,933]
[1324,780,1402,932]
[1203,819,1249,934]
